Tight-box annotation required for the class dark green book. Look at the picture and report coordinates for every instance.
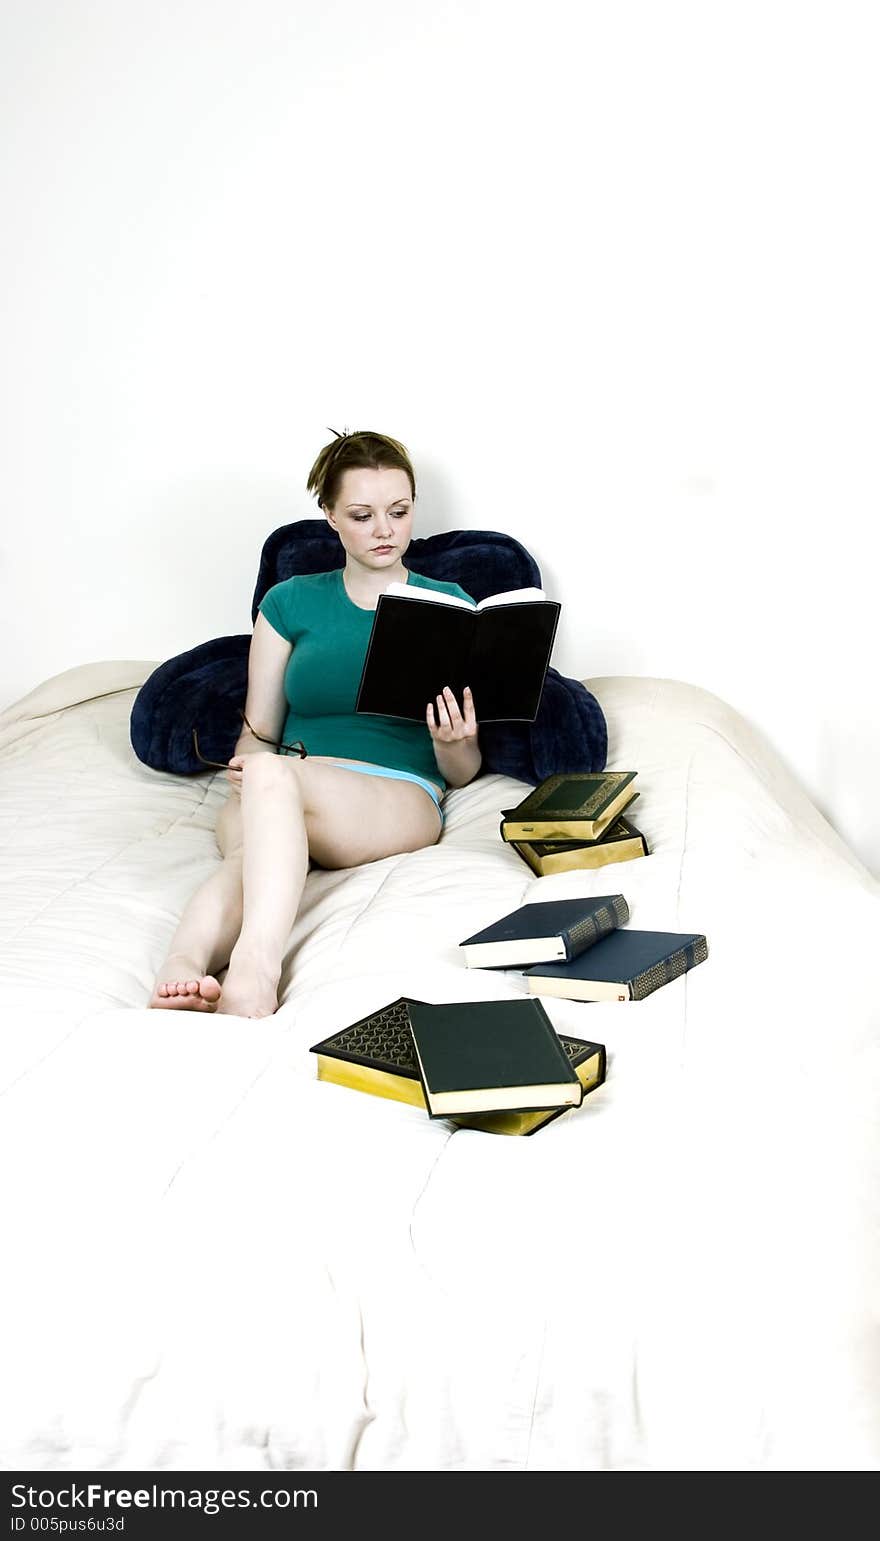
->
[406,996,583,1118]
[524,929,709,1003]
[459,895,630,968]
[500,771,639,842]
[309,997,605,1135]
[451,1036,606,1135]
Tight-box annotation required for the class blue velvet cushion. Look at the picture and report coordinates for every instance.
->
[130,522,607,783]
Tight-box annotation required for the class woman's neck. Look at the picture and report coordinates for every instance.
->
[342,557,408,607]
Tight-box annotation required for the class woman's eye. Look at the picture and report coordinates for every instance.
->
[353,509,407,521]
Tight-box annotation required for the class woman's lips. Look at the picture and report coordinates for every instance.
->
[372,545,394,553]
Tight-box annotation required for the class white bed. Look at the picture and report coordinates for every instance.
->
[1,662,878,1472]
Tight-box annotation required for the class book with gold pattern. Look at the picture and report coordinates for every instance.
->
[500,771,639,842]
[309,996,606,1135]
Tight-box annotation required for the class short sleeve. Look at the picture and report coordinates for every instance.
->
[258,581,294,642]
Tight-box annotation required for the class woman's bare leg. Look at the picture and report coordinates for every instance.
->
[150,797,244,1011]
[218,754,441,1018]
[217,754,310,1017]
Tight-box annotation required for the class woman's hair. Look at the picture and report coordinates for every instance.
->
[306,429,416,511]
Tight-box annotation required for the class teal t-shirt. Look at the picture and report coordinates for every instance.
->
[258,568,474,791]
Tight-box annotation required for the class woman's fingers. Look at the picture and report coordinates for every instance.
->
[426,687,478,740]
[442,686,463,727]
[226,754,245,795]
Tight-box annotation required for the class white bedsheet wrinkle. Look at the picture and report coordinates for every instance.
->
[673,748,695,918]
[0,665,877,1470]
[522,1318,548,1471]
[161,1056,280,1197]
[0,1006,91,1100]
[407,1126,457,1261]
[341,1302,378,1472]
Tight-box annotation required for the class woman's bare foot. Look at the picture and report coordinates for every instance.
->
[216,947,280,1018]
[150,955,222,1012]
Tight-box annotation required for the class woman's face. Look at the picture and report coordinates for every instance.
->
[325,466,414,570]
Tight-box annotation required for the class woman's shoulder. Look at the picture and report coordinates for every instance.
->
[260,569,340,605]
[264,569,339,592]
[258,570,341,636]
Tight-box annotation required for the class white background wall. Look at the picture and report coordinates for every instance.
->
[2,0,878,873]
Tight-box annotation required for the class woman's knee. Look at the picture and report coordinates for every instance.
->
[241,752,303,799]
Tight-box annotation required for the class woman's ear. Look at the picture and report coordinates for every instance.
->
[322,502,339,532]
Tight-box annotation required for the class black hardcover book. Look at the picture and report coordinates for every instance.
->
[452,1036,607,1135]
[354,584,561,723]
[406,996,583,1117]
[459,895,630,969]
[310,998,606,1135]
[524,929,709,1002]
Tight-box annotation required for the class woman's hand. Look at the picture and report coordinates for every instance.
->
[227,750,274,795]
[426,686,482,789]
[227,754,248,796]
[426,685,477,746]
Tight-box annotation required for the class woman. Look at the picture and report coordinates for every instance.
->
[150,430,481,1018]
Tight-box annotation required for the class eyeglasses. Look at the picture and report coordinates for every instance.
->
[192,709,308,770]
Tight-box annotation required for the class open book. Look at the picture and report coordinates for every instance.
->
[355,582,561,723]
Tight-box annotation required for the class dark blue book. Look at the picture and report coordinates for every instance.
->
[406,997,584,1117]
[459,895,629,969]
[524,929,708,1002]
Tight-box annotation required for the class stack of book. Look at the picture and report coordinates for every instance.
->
[459,894,709,1003]
[310,995,607,1137]
[500,770,650,876]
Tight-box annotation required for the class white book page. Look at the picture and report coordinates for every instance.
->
[476,586,546,609]
[382,582,474,610]
[382,582,546,610]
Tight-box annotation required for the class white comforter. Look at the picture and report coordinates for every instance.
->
[1,663,877,1472]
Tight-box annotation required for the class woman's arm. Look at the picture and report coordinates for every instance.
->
[227,613,292,793]
[427,685,482,789]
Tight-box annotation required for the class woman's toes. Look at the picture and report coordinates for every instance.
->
[150,974,222,1010]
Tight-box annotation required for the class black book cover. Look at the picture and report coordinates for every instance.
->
[355,591,561,723]
[406,996,583,1117]
[453,1037,608,1136]
[310,997,423,1078]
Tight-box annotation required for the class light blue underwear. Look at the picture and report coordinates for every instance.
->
[328,760,445,826]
